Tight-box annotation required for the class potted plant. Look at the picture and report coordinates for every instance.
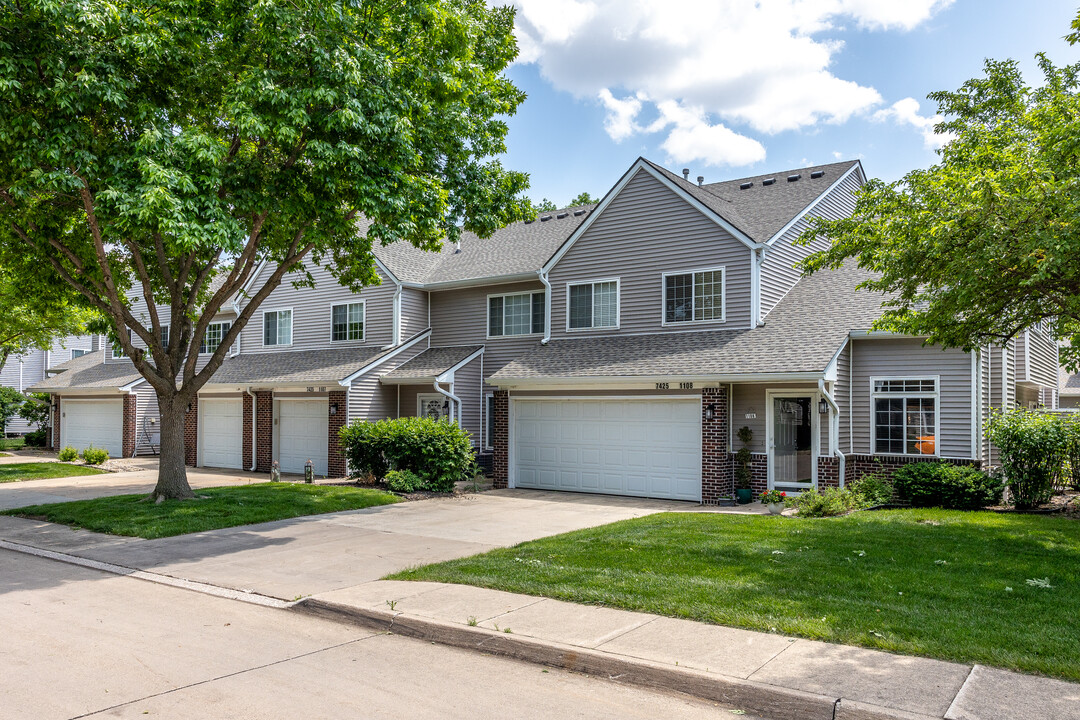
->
[735,426,754,504]
[760,489,787,514]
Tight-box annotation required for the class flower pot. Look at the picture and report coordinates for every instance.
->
[767,502,784,515]
[735,488,754,504]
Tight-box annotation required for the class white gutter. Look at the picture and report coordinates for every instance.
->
[338,329,431,386]
[246,386,258,471]
[538,270,552,345]
[818,378,845,488]
[383,283,403,350]
[432,378,462,425]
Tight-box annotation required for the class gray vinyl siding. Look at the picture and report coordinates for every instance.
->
[133,383,161,455]
[347,341,428,423]
[1016,384,1041,408]
[730,382,819,453]
[850,338,974,459]
[237,261,396,354]
[454,354,483,445]
[400,288,430,338]
[428,280,545,380]
[1021,328,1059,388]
[760,169,862,319]
[114,294,236,374]
[835,340,851,452]
[547,168,753,336]
[2,336,99,433]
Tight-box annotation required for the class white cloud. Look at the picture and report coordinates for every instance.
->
[510,0,953,167]
[873,97,955,149]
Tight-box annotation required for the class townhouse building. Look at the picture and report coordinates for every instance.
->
[0,334,101,435]
[33,157,1060,502]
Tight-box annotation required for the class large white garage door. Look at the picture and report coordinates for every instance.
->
[513,398,702,502]
[278,398,328,476]
[62,399,123,458]
[199,397,244,470]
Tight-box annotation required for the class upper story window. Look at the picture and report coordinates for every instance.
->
[160,324,170,347]
[568,280,619,330]
[71,349,88,360]
[331,301,365,342]
[872,377,937,456]
[663,267,725,324]
[263,309,292,346]
[200,321,232,354]
[488,291,544,337]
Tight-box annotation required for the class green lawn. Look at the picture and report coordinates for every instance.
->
[0,462,108,483]
[392,509,1080,680]
[3,482,401,538]
[0,437,26,451]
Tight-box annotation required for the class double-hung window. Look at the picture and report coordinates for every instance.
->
[200,321,232,354]
[488,291,544,337]
[568,280,619,330]
[71,348,88,360]
[160,324,171,347]
[663,267,725,324]
[872,378,938,456]
[331,302,365,341]
[263,310,292,347]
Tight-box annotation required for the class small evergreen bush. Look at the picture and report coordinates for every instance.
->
[23,429,47,447]
[788,487,863,518]
[384,469,427,493]
[340,416,474,492]
[58,446,79,462]
[81,446,110,465]
[892,462,1002,509]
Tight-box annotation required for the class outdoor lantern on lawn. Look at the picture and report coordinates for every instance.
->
[270,461,280,482]
[304,459,314,484]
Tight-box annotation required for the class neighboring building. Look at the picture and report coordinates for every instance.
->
[1059,366,1080,409]
[0,335,101,435]
[33,157,1060,501]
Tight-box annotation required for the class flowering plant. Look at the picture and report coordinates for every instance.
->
[760,489,787,504]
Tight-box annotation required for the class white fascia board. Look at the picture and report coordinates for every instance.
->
[849,330,930,340]
[413,273,539,292]
[238,258,270,300]
[338,328,431,386]
[541,158,762,275]
[824,342,844,383]
[119,377,149,392]
[372,255,402,286]
[434,346,486,383]
[766,162,862,246]
[487,371,825,390]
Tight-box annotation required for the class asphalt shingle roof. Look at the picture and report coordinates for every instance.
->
[1059,366,1080,395]
[30,352,143,391]
[382,346,484,380]
[208,346,395,385]
[491,262,886,382]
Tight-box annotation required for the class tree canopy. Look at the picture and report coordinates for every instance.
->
[799,22,1080,369]
[0,0,529,497]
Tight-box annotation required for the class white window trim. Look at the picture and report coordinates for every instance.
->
[565,277,621,332]
[486,290,544,340]
[111,329,132,359]
[261,307,294,348]
[869,375,940,458]
[660,265,726,326]
[483,392,495,450]
[329,300,366,343]
[70,348,88,360]
[160,323,171,348]
[199,320,233,355]
[417,393,450,420]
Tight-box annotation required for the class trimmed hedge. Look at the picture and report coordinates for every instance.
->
[892,462,1002,509]
[339,416,473,493]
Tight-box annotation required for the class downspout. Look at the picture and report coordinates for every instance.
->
[383,283,403,350]
[433,378,462,425]
[246,387,257,471]
[818,379,845,488]
[538,270,552,345]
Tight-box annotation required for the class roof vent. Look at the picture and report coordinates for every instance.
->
[573,209,586,216]
[787,174,801,182]
[557,212,569,219]
[697,175,704,186]
[810,170,825,179]
[739,182,753,190]
[682,168,690,180]
[762,177,776,186]
[540,215,552,222]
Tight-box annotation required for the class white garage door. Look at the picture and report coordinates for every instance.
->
[62,399,123,458]
[513,398,702,502]
[277,398,328,476]
[199,397,244,470]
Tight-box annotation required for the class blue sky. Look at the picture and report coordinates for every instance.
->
[499,1,1080,206]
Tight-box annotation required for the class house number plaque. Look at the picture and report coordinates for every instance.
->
[655,382,694,390]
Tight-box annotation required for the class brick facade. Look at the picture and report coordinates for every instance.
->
[327,390,347,478]
[492,390,508,488]
[255,392,273,472]
[184,400,198,467]
[50,397,60,450]
[242,393,253,471]
[845,454,979,483]
[121,394,137,459]
[701,387,732,504]
[818,455,840,488]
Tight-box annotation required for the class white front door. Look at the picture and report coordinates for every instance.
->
[767,392,817,492]
[199,397,244,469]
[512,397,702,502]
[417,394,450,421]
[277,398,329,476]
[61,399,123,457]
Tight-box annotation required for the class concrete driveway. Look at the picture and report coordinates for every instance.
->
[0,488,692,601]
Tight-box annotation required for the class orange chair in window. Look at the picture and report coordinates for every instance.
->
[915,436,936,455]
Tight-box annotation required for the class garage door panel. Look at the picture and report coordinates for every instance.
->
[278,399,328,476]
[514,398,701,502]
[200,398,243,469]
[62,400,123,458]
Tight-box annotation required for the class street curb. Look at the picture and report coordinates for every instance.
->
[295,598,939,720]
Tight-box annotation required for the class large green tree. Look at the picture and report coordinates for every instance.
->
[799,21,1080,368]
[0,0,529,499]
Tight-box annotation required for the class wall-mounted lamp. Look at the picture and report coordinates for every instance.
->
[704,403,716,420]
[329,403,338,416]
[443,400,450,412]
[186,402,193,414]
[818,398,829,415]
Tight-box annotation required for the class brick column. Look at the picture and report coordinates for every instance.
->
[122,394,137,458]
[242,393,253,471]
[51,396,61,450]
[184,399,198,466]
[818,456,840,488]
[701,387,731,504]
[255,392,273,472]
[327,390,347,478]
[492,390,508,488]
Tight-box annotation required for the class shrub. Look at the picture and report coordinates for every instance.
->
[986,410,1064,508]
[340,416,474,492]
[849,471,893,506]
[734,426,753,490]
[23,429,47,447]
[58,446,79,462]
[788,487,863,518]
[81,446,110,465]
[384,469,427,493]
[892,462,1002,509]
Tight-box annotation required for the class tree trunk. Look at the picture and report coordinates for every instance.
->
[151,395,195,500]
